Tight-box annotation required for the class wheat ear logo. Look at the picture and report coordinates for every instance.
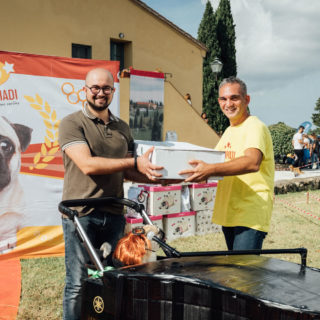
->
[24,94,60,170]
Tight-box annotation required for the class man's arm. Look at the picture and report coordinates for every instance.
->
[64,143,163,181]
[179,148,263,183]
[124,153,163,183]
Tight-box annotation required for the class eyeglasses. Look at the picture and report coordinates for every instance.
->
[86,85,114,95]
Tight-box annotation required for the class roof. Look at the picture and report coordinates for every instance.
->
[130,0,208,52]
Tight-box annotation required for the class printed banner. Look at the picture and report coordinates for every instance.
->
[129,69,164,141]
[298,121,312,134]
[0,51,120,259]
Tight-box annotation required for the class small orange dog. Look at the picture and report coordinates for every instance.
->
[100,225,161,267]
[289,165,303,177]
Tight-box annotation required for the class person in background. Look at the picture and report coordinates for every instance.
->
[58,68,164,320]
[318,135,320,161]
[292,126,305,168]
[184,93,192,105]
[201,112,209,123]
[302,133,311,168]
[179,76,274,251]
[286,153,296,165]
[310,132,319,169]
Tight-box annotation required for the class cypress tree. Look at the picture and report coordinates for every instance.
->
[213,0,237,133]
[216,0,237,79]
[198,1,230,134]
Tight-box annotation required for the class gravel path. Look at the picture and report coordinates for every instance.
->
[275,168,320,181]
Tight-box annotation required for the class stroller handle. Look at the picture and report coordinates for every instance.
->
[58,197,144,221]
[58,196,181,259]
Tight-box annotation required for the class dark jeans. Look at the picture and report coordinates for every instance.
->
[311,152,319,169]
[293,149,304,168]
[62,210,125,320]
[222,226,267,250]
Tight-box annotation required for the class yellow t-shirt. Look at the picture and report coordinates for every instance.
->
[212,116,274,233]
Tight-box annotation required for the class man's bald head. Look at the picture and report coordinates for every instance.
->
[84,68,115,114]
[85,68,114,86]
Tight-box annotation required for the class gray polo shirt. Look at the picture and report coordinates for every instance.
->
[58,106,134,216]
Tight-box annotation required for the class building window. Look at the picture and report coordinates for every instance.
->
[72,43,92,59]
[110,41,125,71]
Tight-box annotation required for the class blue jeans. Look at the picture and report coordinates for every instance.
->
[222,226,267,250]
[311,153,319,169]
[62,210,125,320]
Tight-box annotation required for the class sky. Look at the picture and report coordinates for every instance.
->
[143,0,320,129]
[130,75,164,103]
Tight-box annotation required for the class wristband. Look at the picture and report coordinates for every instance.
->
[134,155,138,171]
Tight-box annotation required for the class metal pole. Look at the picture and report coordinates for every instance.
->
[74,215,105,272]
[140,208,153,225]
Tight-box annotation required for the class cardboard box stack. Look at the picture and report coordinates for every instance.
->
[123,140,225,239]
[188,182,221,235]
[125,182,221,239]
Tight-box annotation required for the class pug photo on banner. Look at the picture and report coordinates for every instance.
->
[0,116,32,253]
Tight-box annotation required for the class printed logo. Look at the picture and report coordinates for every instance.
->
[0,61,19,105]
[0,88,18,101]
[93,296,104,314]
[0,61,14,85]
[61,82,86,108]
[224,142,236,160]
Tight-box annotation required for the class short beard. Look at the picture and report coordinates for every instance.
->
[87,100,109,112]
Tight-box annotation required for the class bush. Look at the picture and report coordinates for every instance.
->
[269,122,295,162]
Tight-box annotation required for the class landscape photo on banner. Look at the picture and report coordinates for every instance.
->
[129,68,164,141]
[0,51,120,259]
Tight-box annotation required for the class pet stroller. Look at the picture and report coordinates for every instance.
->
[59,197,320,320]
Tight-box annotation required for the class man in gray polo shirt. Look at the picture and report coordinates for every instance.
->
[58,68,163,320]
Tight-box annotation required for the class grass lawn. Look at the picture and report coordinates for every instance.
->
[17,190,320,319]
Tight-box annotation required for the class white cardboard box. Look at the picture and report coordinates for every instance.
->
[134,140,225,180]
[189,182,218,211]
[195,210,222,236]
[124,215,163,234]
[139,184,181,216]
[163,211,196,241]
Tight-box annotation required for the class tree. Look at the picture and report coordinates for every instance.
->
[151,111,161,141]
[268,122,295,162]
[216,0,237,79]
[312,98,320,129]
[198,0,236,134]
[198,2,223,133]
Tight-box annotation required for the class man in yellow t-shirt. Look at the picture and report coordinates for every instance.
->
[180,76,274,250]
